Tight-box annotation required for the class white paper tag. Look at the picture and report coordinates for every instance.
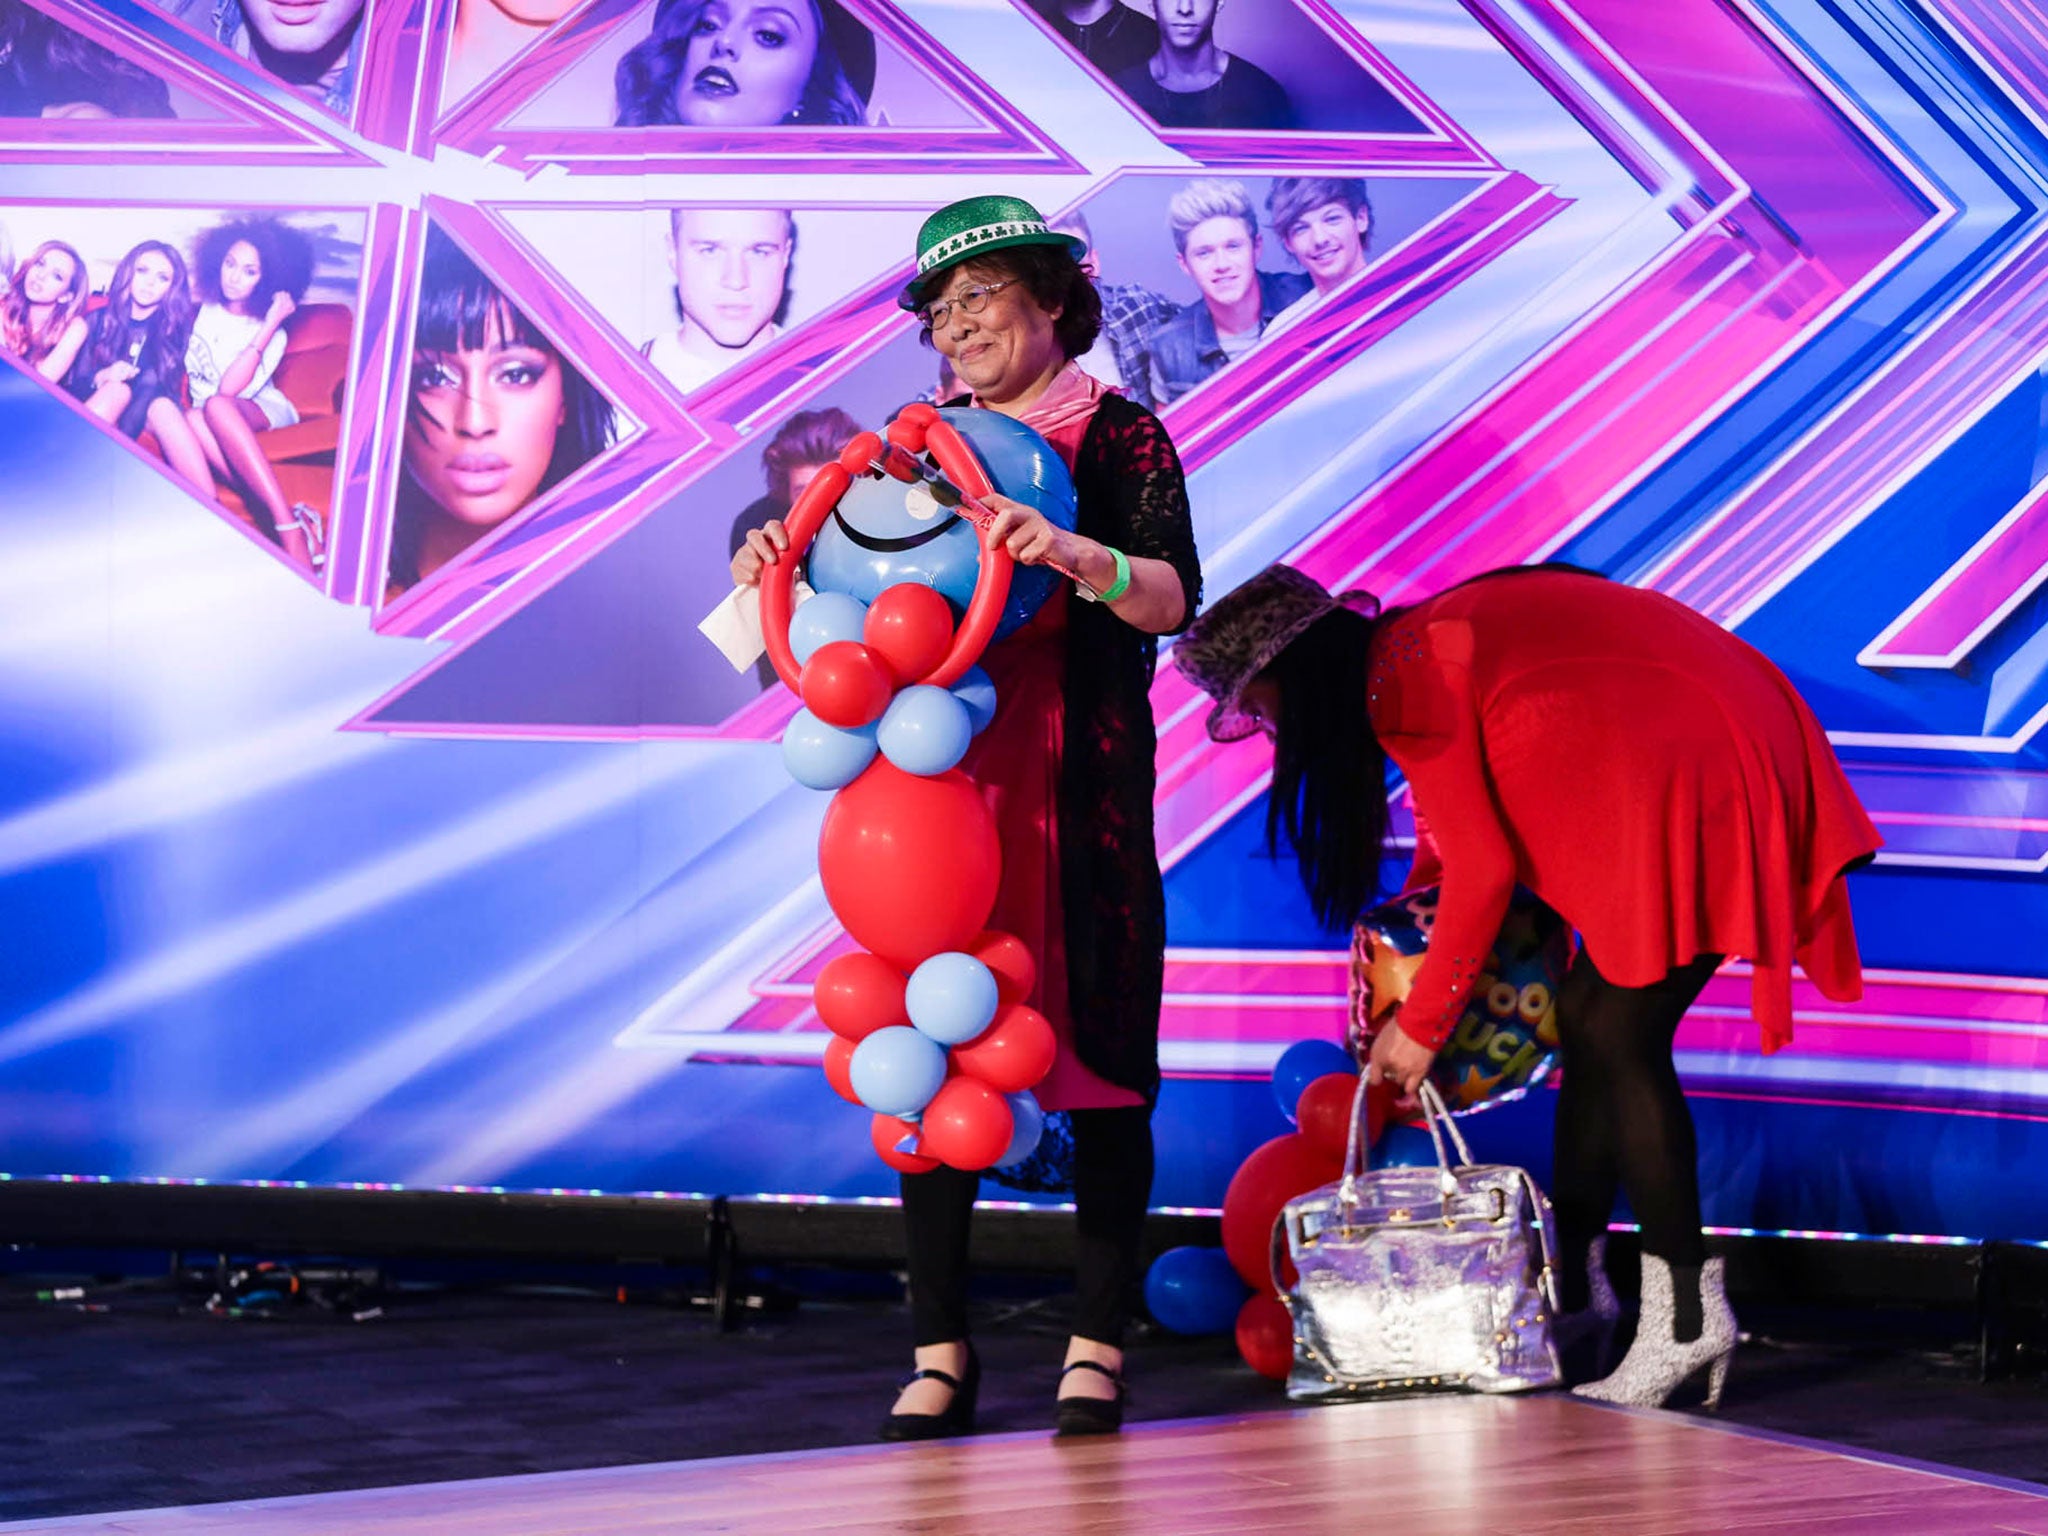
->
[698,580,815,673]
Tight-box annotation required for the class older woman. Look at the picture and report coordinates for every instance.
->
[1174,564,1882,1409]
[734,195,1201,1438]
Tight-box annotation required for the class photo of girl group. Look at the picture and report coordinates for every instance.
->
[384,223,618,601]
[0,204,364,579]
[506,0,973,130]
[1018,0,1417,135]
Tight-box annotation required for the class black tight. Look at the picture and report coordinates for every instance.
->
[1552,949,1721,1314]
[900,1104,1154,1348]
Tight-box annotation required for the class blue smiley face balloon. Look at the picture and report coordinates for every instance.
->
[806,407,1079,640]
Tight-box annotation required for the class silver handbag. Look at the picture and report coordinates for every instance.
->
[1272,1080,1562,1401]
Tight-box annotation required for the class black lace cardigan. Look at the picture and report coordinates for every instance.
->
[1051,394,1203,1100]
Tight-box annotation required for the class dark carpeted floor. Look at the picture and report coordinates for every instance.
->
[0,1268,2044,1522]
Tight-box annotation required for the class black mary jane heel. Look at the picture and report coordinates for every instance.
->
[1053,1357,1127,1437]
[878,1345,980,1442]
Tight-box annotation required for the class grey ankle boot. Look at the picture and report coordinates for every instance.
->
[1573,1253,1735,1410]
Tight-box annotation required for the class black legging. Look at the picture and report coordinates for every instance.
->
[900,1104,1153,1348]
[1551,948,1721,1312]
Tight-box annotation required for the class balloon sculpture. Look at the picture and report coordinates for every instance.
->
[764,402,1079,1174]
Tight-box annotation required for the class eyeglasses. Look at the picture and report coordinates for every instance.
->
[917,279,1016,333]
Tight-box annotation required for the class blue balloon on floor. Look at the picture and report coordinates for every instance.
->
[1272,1038,1354,1122]
[1373,1124,1439,1169]
[1144,1246,1250,1336]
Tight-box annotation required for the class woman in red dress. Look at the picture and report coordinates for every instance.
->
[1174,563,1881,1409]
[733,195,1202,1437]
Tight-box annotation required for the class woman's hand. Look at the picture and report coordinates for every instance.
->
[980,492,1088,574]
[265,291,298,328]
[94,362,137,389]
[731,518,790,588]
[1367,1024,1437,1099]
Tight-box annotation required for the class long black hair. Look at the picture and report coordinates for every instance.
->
[1264,605,1390,932]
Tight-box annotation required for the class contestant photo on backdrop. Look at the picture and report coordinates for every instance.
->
[130,0,368,116]
[0,201,362,578]
[503,0,975,130]
[1017,0,1420,136]
[383,221,617,601]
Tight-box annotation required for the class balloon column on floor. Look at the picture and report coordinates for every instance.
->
[763,403,1078,1174]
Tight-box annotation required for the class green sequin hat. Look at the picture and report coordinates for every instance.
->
[897,195,1088,311]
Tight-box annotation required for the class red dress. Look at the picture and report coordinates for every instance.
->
[955,366,1146,1112]
[1374,571,1882,1056]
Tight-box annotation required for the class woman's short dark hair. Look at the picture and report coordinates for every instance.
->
[192,218,314,310]
[911,244,1102,362]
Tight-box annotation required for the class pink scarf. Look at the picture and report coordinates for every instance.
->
[974,361,1110,470]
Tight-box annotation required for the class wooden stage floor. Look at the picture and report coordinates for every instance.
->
[4,1395,2044,1535]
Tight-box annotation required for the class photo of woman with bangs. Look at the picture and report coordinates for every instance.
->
[184,216,325,572]
[387,225,617,597]
[61,238,213,495]
[612,0,874,127]
[1,239,89,380]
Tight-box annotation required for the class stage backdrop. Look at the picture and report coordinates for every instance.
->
[2,0,2046,1242]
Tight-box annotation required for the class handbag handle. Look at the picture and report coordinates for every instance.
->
[1339,1074,1474,1207]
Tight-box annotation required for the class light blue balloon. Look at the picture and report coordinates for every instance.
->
[789,591,869,666]
[781,708,878,791]
[905,951,1000,1046]
[849,1027,948,1118]
[951,667,997,735]
[877,685,973,777]
[993,1091,1044,1169]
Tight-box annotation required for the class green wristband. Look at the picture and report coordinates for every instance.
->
[1097,545,1132,603]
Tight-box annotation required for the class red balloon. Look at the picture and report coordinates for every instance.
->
[863,584,955,684]
[969,929,1037,1007]
[801,640,895,728]
[818,762,1000,970]
[1296,1071,1363,1165]
[872,1113,940,1174]
[814,951,908,1042]
[918,1077,1015,1170]
[949,1003,1055,1093]
[1220,1132,1341,1292]
[1236,1293,1294,1382]
[822,1035,862,1106]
